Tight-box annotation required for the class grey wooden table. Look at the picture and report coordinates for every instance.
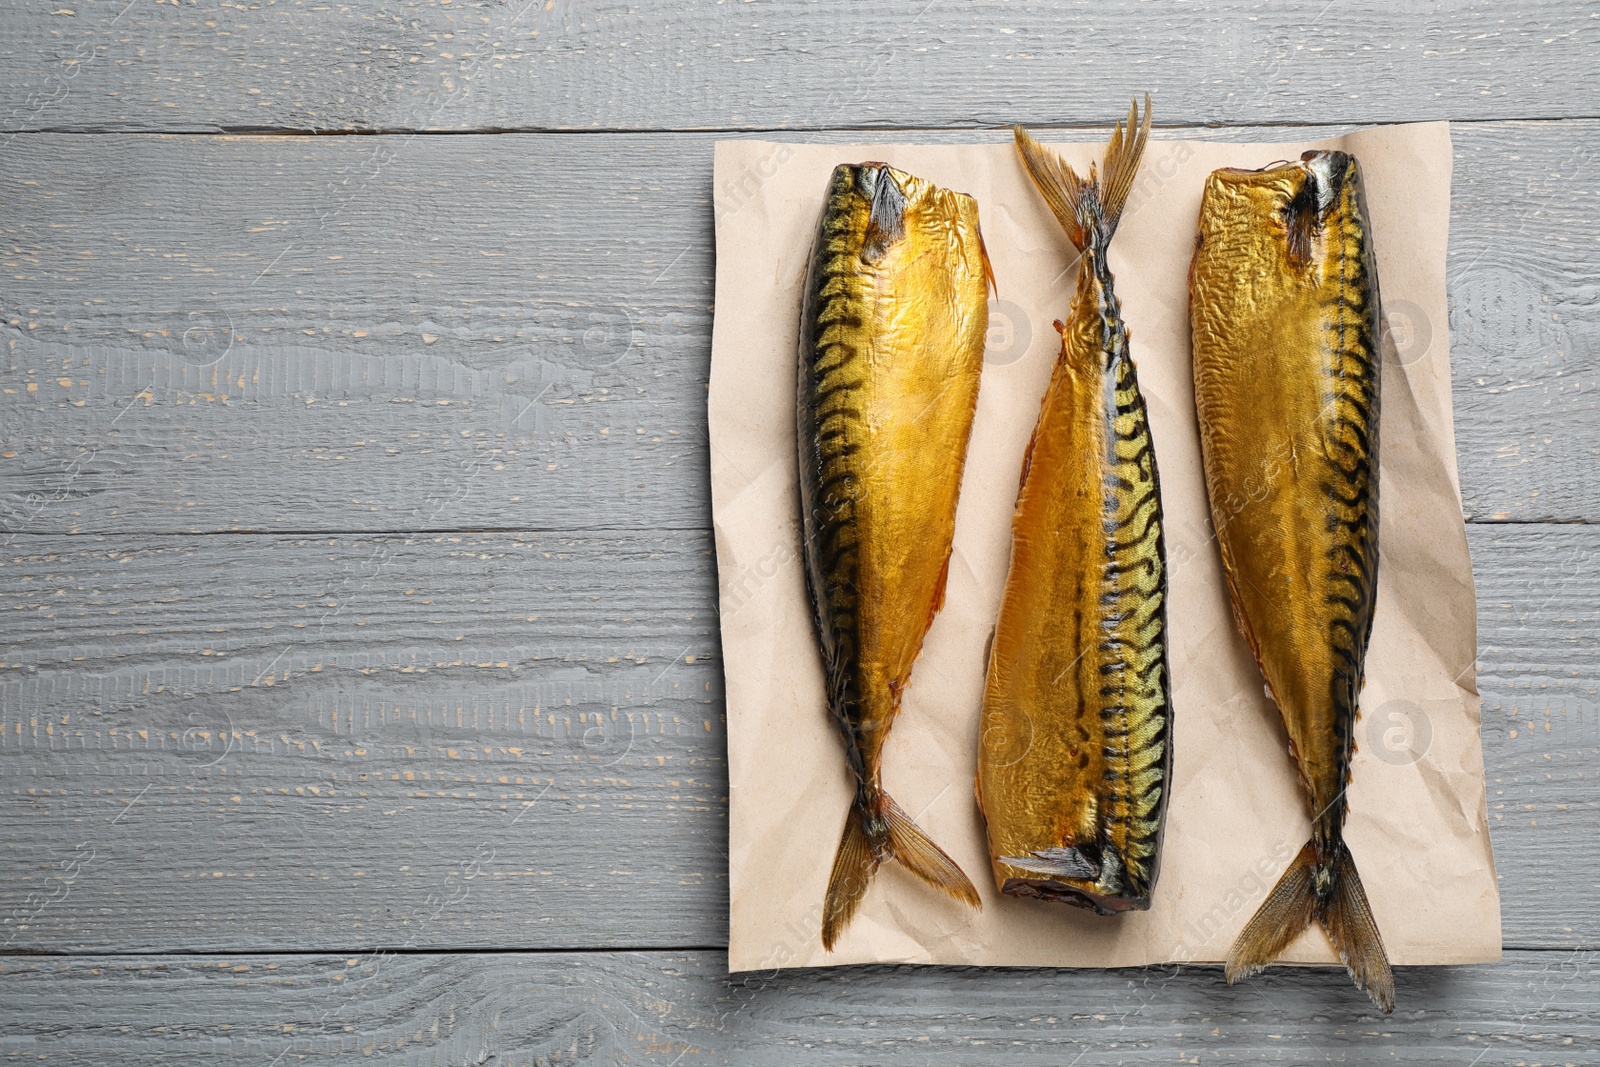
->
[1,2,1596,1063]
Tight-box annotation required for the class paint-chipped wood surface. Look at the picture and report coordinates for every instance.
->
[2,1,1598,1062]
[2,123,1595,533]
[2,1,1596,132]
[1,950,1597,1065]
[0,524,1594,955]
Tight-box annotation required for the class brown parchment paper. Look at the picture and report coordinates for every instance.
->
[709,122,1501,972]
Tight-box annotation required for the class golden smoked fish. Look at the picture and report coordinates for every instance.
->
[1189,151,1393,1012]
[798,162,989,950]
[977,99,1174,914]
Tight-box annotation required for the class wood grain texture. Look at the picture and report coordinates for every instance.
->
[3,121,1597,535]
[1,948,1596,1065]
[1475,524,1600,939]
[0,525,1591,952]
[2,1,1598,133]
[0,129,713,535]
[0,531,727,951]
[3,3,1598,1053]
[1449,122,1600,522]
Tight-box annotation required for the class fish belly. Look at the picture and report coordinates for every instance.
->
[1191,162,1381,825]
[979,281,1171,911]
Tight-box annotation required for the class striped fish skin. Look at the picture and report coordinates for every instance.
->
[1191,151,1393,1012]
[978,104,1172,915]
[798,163,989,950]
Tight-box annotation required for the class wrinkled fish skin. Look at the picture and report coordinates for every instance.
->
[1190,150,1394,1013]
[977,99,1173,915]
[798,162,988,951]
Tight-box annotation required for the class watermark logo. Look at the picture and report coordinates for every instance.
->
[720,540,797,620]
[177,706,236,769]
[1,842,97,948]
[979,703,1036,769]
[715,144,796,228]
[572,307,644,371]
[1364,699,1433,766]
[574,706,638,769]
[984,298,1035,367]
[176,308,237,367]
[1381,298,1433,369]
[1169,839,1295,963]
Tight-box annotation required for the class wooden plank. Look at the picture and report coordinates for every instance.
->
[0,530,729,951]
[3,121,1597,534]
[0,129,715,534]
[1474,524,1600,938]
[2,1,1597,133]
[1449,121,1600,522]
[0,948,1595,1064]
[0,524,1593,951]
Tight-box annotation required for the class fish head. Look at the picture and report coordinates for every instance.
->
[830,162,985,273]
[1202,152,1364,274]
[995,844,1153,914]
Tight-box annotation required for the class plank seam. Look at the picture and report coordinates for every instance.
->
[3,116,1600,138]
[0,517,1585,541]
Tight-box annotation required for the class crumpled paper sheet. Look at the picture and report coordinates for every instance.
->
[709,122,1501,972]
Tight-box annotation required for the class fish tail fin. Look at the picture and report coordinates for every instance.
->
[1226,840,1320,983]
[1098,92,1152,237]
[1013,93,1151,254]
[821,793,982,951]
[821,806,881,951]
[884,794,983,911]
[1320,843,1395,1014]
[1226,840,1395,1015]
[1012,124,1090,251]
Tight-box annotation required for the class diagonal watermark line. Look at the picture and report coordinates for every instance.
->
[649,245,693,288]
[250,243,295,287]
[110,783,152,824]
[507,779,555,827]
[508,382,555,428]
[107,387,150,428]
[650,644,696,689]
[909,782,952,824]
[251,645,292,687]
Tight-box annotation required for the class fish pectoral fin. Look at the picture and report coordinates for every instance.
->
[999,846,1102,881]
[860,164,907,262]
[884,794,982,910]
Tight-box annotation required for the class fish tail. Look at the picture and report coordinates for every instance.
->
[885,794,983,911]
[1226,840,1394,1014]
[821,804,881,951]
[1013,93,1151,254]
[821,793,981,951]
[1320,843,1395,1014]
[1225,841,1319,983]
